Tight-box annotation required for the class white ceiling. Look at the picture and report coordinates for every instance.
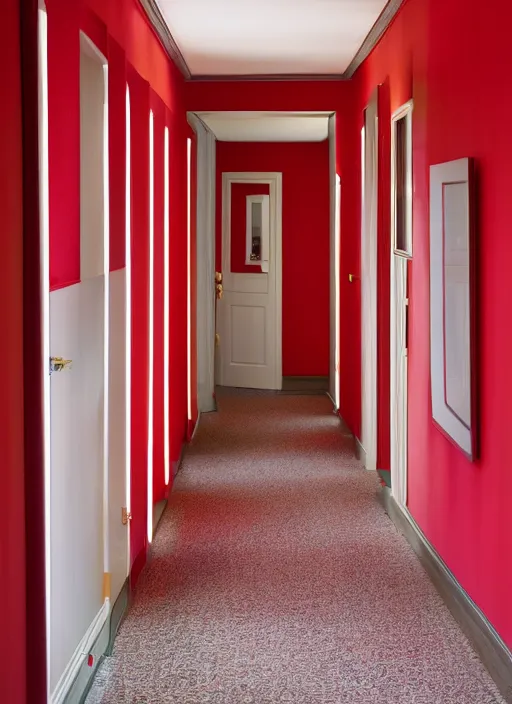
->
[156,0,389,76]
[196,112,332,141]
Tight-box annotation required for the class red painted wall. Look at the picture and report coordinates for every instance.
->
[1,4,27,701]
[45,0,193,584]
[347,0,512,649]
[217,141,330,377]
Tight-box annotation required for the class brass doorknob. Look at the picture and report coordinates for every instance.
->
[215,271,223,284]
[50,356,72,374]
[216,283,223,300]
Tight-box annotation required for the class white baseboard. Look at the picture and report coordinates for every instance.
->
[52,600,110,704]
[355,436,367,467]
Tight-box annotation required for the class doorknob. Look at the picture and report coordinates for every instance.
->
[216,283,223,300]
[50,356,72,374]
[215,271,223,284]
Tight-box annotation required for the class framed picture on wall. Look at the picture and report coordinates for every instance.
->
[429,157,477,460]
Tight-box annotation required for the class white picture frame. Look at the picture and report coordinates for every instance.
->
[430,157,477,459]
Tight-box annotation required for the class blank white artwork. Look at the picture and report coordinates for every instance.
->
[430,157,474,458]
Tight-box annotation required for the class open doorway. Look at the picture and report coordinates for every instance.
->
[189,111,338,406]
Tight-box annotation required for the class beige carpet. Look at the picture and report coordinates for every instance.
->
[87,394,503,703]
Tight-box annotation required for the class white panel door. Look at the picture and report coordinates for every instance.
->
[218,173,282,390]
[328,114,340,407]
[49,278,105,692]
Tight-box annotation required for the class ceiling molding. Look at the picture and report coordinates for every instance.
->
[138,0,191,79]
[187,73,346,83]
[139,0,404,83]
[343,0,405,78]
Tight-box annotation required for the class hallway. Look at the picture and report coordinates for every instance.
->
[87,394,502,703]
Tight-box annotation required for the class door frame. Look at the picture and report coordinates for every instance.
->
[360,90,379,471]
[328,113,341,409]
[390,100,413,506]
[220,171,283,390]
[187,113,216,412]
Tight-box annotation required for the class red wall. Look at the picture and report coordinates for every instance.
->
[45,0,193,583]
[217,141,330,376]
[1,4,27,701]
[346,0,512,649]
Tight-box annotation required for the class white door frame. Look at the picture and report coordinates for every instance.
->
[390,100,413,506]
[187,113,216,412]
[220,171,283,390]
[328,113,341,409]
[361,91,378,471]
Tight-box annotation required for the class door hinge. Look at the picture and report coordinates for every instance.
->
[121,507,132,525]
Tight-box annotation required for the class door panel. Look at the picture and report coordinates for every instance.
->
[218,175,281,390]
[108,269,129,602]
[49,278,105,691]
[391,255,408,506]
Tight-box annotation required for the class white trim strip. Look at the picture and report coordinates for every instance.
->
[147,110,155,543]
[187,138,192,421]
[38,8,51,697]
[163,126,170,484]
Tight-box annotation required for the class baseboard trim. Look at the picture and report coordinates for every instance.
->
[326,391,337,413]
[70,579,130,704]
[152,498,167,537]
[53,600,109,703]
[355,436,367,466]
[379,488,512,703]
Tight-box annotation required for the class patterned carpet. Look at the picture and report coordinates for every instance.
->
[87,394,503,703]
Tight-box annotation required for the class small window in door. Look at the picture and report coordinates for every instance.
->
[392,102,413,257]
[246,196,264,265]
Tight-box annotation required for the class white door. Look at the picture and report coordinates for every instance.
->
[390,255,408,505]
[361,92,378,471]
[46,33,125,698]
[218,172,282,390]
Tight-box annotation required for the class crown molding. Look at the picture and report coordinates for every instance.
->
[343,0,406,78]
[138,0,191,79]
[188,73,346,83]
[139,0,405,84]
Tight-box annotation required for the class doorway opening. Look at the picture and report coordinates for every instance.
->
[189,111,339,407]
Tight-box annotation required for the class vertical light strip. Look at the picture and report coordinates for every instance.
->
[147,110,155,543]
[102,63,110,581]
[335,175,341,411]
[38,8,51,695]
[163,127,170,485]
[125,85,132,568]
[186,138,192,422]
